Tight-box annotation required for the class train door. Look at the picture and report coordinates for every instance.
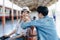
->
[5,8,10,21]
[13,10,16,19]
[10,9,11,20]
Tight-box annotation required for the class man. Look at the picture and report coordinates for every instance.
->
[4,7,31,40]
[21,6,58,40]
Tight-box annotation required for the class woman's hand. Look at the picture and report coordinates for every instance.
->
[3,35,10,37]
[22,16,31,22]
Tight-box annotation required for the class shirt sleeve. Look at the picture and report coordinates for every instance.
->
[21,20,38,29]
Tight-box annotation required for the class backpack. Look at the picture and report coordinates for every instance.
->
[26,26,37,40]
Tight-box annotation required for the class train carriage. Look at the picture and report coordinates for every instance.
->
[0,0,22,21]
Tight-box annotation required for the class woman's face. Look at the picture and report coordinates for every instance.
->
[23,11,29,16]
[22,11,30,21]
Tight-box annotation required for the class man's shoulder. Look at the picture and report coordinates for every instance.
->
[44,16,53,21]
[47,16,54,21]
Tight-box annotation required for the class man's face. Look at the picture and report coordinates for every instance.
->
[38,13,44,19]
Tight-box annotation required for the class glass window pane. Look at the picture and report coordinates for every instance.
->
[0,7,2,13]
[5,8,10,14]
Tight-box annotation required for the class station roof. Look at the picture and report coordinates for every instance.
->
[10,0,58,11]
[0,0,22,10]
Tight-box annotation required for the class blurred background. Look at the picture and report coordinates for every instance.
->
[0,0,60,39]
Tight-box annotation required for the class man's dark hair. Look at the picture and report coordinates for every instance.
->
[37,6,48,16]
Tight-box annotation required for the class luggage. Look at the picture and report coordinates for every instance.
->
[26,26,37,40]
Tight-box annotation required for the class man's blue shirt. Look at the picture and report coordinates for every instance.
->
[21,16,58,40]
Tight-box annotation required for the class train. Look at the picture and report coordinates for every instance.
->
[0,0,22,21]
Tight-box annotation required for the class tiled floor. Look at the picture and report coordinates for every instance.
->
[0,11,60,38]
[0,20,18,37]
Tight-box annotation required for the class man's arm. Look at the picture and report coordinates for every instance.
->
[21,20,38,29]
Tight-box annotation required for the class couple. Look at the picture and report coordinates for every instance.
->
[4,6,58,40]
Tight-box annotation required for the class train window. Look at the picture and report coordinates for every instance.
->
[0,7,2,13]
[18,11,20,14]
[5,8,10,14]
[18,11,20,19]
[13,10,16,13]
[18,11,20,16]
[13,10,17,19]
